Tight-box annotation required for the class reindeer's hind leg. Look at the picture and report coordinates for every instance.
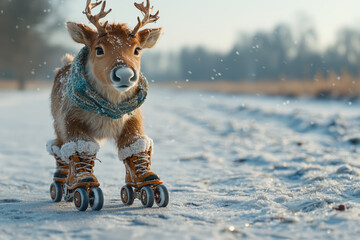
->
[47,123,68,181]
[47,123,69,202]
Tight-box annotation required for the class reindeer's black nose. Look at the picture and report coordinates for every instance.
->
[112,70,121,82]
[111,66,135,84]
[110,66,138,92]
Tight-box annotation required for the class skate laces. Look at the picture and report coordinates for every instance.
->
[55,156,69,171]
[133,153,150,176]
[74,154,101,174]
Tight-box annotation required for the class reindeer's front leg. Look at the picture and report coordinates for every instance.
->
[60,113,100,163]
[116,111,161,186]
[56,113,103,210]
[117,111,168,207]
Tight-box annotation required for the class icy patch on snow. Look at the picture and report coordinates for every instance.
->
[179,152,215,162]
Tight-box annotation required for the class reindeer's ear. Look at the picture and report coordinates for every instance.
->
[66,22,95,46]
[138,28,162,49]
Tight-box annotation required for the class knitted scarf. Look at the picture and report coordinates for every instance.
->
[67,46,148,119]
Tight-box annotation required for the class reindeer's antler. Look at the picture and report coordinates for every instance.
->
[130,0,160,37]
[84,0,112,37]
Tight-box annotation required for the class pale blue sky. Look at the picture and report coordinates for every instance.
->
[55,0,360,53]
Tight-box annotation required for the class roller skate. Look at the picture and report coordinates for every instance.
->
[62,153,104,211]
[49,154,69,203]
[120,149,169,208]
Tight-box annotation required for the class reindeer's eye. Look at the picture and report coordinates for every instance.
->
[96,47,104,56]
[134,47,142,56]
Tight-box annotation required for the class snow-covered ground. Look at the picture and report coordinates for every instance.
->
[1,87,360,239]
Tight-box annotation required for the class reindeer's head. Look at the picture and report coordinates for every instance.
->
[67,0,161,93]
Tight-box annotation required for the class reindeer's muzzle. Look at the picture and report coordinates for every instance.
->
[110,66,137,92]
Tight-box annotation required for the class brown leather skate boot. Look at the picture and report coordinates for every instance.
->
[66,153,100,191]
[53,155,69,183]
[124,149,163,188]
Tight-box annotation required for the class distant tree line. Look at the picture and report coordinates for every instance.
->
[142,24,360,82]
[0,0,67,89]
[2,0,360,87]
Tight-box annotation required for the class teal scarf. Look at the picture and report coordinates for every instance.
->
[67,46,148,119]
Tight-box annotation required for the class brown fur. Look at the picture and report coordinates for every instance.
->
[51,22,161,152]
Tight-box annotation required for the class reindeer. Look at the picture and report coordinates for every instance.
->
[46,0,169,211]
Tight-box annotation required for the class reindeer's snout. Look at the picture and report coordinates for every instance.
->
[110,66,137,92]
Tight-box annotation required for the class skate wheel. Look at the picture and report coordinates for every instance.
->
[120,185,134,206]
[154,184,169,207]
[140,185,154,208]
[89,187,104,211]
[73,188,89,211]
[50,182,63,202]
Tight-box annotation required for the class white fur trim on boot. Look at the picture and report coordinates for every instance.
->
[46,140,61,157]
[61,140,100,163]
[118,135,153,162]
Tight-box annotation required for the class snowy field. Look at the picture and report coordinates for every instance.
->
[1,87,360,239]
